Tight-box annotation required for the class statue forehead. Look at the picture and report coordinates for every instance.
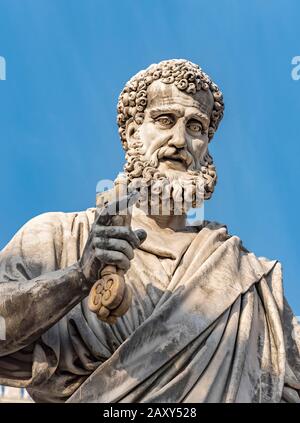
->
[146,80,214,116]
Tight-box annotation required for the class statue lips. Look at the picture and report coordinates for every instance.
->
[160,152,190,171]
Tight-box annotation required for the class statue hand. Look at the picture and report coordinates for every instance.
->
[79,224,147,285]
[78,192,146,323]
[78,191,147,285]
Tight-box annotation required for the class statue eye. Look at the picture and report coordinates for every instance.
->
[155,115,174,127]
[187,120,203,133]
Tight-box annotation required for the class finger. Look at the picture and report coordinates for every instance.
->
[94,248,131,271]
[134,229,147,244]
[93,226,142,248]
[93,238,134,260]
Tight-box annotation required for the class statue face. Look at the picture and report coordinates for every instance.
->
[127,80,214,177]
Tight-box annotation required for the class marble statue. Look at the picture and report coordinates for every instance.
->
[0,59,300,403]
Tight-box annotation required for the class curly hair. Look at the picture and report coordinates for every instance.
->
[117,59,224,150]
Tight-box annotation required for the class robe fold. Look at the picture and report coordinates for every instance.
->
[0,208,300,403]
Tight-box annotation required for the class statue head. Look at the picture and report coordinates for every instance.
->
[116,59,224,212]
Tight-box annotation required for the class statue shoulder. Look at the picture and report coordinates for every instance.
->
[0,208,97,278]
[19,208,95,233]
[201,220,277,260]
[1,208,96,255]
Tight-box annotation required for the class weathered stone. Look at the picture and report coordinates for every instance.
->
[0,59,299,403]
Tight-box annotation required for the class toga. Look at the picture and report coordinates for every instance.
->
[0,207,300,403]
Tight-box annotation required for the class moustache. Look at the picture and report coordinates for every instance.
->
[149,146,193,168]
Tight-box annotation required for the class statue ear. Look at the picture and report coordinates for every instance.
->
[125,119,139,143]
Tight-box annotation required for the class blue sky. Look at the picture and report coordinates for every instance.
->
[0,0,300,313]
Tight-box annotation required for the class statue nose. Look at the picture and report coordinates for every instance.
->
[167,121,186,148]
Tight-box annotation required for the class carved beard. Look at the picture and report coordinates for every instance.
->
[122,139,217,215]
